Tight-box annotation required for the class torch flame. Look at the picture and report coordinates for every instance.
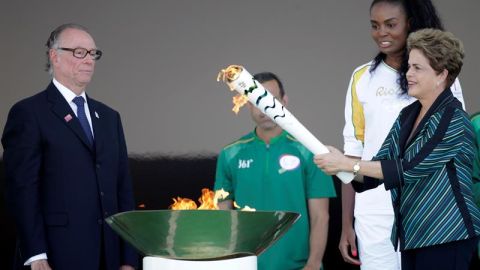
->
[232,94,249,114]
[217,65,250,114]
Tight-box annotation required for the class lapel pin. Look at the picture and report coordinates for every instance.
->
[95,111,99,119]
[64,114,73,122]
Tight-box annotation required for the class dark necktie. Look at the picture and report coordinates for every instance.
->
[72,96,94,145]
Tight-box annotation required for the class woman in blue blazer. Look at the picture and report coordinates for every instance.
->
[315,29,480,270]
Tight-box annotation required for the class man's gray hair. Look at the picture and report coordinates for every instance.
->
[45,23,91,75]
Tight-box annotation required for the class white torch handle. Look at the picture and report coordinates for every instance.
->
[227,68,354,184]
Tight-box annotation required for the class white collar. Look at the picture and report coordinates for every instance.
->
[52,78,88,103]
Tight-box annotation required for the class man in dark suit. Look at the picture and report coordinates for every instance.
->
[2,23,138,270]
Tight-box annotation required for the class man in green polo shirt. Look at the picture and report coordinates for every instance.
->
[471,112,480,260]
[214,72,336,270]
[472,112,480,208]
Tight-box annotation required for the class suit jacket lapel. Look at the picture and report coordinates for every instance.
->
[87,97,103,155]
[399,102,420,156]
[46,82,94,152]
[402,89,455,154]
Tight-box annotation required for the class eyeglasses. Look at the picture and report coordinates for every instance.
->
[57,47,103,60]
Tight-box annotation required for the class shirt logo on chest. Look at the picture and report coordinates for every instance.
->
[376,86,401,96]
[238,159,254,169]
[278,154,300,174]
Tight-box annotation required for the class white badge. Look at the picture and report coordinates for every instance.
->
[279,155,300,172]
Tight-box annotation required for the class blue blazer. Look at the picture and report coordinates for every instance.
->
[2,82,138,269]
[353,89,480,251]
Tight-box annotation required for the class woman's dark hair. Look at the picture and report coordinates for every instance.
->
[369,0,444,93]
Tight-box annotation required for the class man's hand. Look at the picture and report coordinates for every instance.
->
[120,265,135,270]
[339,226,361,265]
[31,259,52,270]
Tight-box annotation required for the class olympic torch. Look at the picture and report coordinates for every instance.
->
[217,65,354,184]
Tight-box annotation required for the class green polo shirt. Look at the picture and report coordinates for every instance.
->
[471,113,480,208]
[472,113,480,260]
[214,130,336,270]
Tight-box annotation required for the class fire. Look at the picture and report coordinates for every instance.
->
[169,188,255,211]
[217,65,250,114]
[232,94,249,114]
[198,188,216,210]
[170,188,229,210]
[170,197,198,210]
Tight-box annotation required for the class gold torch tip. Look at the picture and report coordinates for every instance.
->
[217,65,244,83]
